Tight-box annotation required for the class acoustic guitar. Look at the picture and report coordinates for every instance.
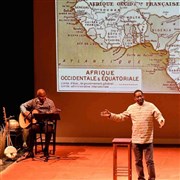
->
[19,109,38,129]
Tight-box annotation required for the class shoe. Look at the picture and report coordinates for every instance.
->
[43,148,49,157]
[29,151,34,158]
[24,151,34,158]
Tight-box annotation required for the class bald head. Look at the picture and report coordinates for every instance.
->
[36,89,47,104]
[37,89,46,97]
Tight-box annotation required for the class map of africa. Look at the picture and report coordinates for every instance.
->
[56,0,180,93]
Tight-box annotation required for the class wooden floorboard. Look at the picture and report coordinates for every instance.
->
[0,144,180,180]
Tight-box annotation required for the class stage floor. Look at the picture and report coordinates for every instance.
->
[0,144,180,180]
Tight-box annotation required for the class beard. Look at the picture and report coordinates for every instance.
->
[137,98,144,105]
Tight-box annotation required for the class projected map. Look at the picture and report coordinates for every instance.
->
[56,0,180,93]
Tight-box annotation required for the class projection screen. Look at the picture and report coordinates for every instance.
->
[55,0,180,94]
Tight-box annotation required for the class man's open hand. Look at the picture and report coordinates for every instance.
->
[100,109,111,118]
[159,120,165,128]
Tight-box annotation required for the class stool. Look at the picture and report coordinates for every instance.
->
[34,119,57,155]
[112,138,132,180]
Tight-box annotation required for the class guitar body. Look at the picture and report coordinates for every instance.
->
[19,109,38,129]
[4,145,17,159]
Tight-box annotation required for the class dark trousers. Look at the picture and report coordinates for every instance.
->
[27,123,53,153]
[132,143,155,180]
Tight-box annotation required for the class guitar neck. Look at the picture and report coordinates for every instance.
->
[3,107,13,146]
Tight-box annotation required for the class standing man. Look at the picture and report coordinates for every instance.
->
[101,89,165,180]
[19,88,57,158]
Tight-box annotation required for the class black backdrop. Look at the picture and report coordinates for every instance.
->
[1,1,34,125]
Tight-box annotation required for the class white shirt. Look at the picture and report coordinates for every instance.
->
[110,101,165,144]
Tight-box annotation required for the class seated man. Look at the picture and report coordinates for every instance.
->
[19,88,57,158]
